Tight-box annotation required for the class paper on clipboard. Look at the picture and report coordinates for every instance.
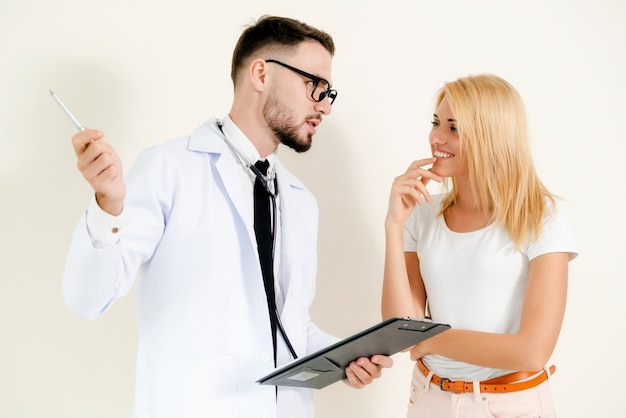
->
[256,317,450,389]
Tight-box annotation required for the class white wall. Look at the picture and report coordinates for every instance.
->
[1,0,624,417]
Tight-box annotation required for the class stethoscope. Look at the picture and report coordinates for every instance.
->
[218,123,298,361]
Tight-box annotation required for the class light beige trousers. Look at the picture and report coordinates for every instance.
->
[406,363,556,418]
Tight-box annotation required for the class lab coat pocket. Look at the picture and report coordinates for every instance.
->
[154,356,236,418]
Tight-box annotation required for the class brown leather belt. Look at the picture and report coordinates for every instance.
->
[417,359,556,394]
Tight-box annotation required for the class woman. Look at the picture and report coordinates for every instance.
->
[382,74,577,417]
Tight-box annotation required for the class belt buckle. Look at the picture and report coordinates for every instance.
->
[439,378,451,392]
[440,378,464,393]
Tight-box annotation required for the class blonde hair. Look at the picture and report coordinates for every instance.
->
[437,74,555,248]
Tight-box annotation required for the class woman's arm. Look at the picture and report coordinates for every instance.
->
[381,225,426,319]
[381,158,441,320]
[411,251,569,371]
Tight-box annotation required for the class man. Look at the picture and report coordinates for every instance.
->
[63,15,392,418]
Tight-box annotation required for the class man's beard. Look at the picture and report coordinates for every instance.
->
[263,93,314,153]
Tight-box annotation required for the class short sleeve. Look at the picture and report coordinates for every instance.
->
[526,199,578,261]
[403,209,419,253]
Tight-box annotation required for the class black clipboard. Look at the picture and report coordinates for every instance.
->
[256,317,450,389]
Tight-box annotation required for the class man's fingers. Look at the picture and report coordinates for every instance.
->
[370,355,394,369]
[81,152,118,182]
[71,128,103,155]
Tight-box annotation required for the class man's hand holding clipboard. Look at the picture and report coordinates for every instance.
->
[257,317,450,389]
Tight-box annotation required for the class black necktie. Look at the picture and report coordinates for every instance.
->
[253,160,279,364]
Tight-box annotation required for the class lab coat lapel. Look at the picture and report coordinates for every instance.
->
[188,119,257,247]
[216,153,256,243]
[274,162,314,360]
[275,163,301,311]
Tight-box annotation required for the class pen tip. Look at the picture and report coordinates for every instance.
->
[49,89,54,95]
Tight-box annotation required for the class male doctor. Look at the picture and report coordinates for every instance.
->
[63,15,392,418]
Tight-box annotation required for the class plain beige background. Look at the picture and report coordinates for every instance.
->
[1,0,624,417]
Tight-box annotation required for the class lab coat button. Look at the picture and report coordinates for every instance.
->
[261,353,270,363]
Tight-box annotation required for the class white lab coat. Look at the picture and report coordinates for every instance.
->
[63,118,338,418]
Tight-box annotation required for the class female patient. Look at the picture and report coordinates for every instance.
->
[382,74,577,417]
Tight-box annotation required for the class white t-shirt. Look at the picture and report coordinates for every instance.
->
[403,194,578,381]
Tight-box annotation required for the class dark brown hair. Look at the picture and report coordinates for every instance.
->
[230,15,335,84]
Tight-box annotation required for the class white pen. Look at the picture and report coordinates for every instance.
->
[49,89,85,131]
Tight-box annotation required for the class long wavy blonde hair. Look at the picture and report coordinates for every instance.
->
[437,74,555,248]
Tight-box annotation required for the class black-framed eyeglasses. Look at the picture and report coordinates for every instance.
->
[265,59,338,105]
